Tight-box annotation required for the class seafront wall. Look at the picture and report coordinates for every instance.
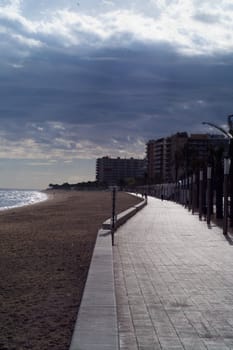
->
[69,197,147,350]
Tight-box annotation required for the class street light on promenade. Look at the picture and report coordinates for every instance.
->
[202,121,232,140]
[202,117,233,233]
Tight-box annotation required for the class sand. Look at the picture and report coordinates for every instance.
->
[0,190,142,350]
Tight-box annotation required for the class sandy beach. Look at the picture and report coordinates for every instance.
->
[0,190,142,350]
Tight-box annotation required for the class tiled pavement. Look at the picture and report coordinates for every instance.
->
[114,196,233,350]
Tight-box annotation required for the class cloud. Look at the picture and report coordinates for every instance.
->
[0,0,232,165]
[0,42,232,153]
[193,12,220,24]
[1,0,233,57]
[102,0,114,7]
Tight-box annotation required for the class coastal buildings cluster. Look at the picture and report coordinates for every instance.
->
[96,132,227,186]
[96,156,146,186]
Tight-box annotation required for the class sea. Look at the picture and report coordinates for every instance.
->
[0,189,48,211]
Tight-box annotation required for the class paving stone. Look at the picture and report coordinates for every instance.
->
[114,196,233,350]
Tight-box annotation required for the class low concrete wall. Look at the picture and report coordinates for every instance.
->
[69,228,118,350]
[69,197,147,350]
[102,198,147,230]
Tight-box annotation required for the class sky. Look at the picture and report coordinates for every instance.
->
[0,0,233,189]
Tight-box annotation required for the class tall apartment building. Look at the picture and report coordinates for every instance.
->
[147,132,227,184]
[147,132,188,183]
[169,132,189,181]
[187,134,227,166]
[147,138,172,183]
[96,156,146,185]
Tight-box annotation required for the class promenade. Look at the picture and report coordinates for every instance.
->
[114,196,233,350]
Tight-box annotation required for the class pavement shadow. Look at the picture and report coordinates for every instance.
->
[204,222,233,245]
[225,233,233,246]
[99,231,111,237]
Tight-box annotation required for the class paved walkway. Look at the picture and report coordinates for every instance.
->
[114,197,233,350]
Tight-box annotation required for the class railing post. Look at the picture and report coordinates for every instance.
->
[184,178,186,207]
[199,169,203,220]
[207,166,212,225]
[192,174,196,214]
[230,139,233,227]
[181,180,184,204]
[188,176,192,211]
[223,158,231,235]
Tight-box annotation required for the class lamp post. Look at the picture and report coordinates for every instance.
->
[202,118,233,233]
[111,187,117,245]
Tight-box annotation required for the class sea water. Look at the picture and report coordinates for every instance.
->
[0,189,48,211]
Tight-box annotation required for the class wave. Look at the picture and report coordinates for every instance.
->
[0,190,48,211]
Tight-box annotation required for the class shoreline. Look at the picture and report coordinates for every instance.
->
[0,190,142,350]
[0,189,49,212]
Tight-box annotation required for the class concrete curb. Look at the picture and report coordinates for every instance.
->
[69,197,147,350]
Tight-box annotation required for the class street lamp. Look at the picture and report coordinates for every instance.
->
[202,121,232,139]
[202,118,233,234]
[111,186,117,245]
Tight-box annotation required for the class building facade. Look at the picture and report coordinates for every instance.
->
[147,132,227,184]
[96,156,146,185]
[147,138,172,183]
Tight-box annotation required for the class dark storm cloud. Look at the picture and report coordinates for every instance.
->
[1,42,232,140]
[1,0,233,188]
[0,0,233,160]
